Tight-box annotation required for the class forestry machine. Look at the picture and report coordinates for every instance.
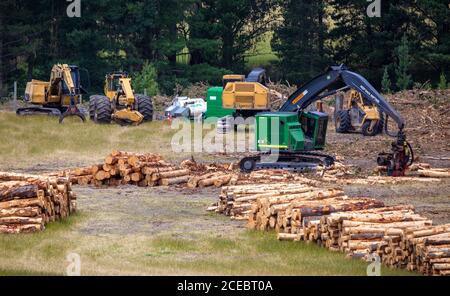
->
[239,65,414,177]
[335,89,384,136]
[89,72,153,125]
[222,68,271,118]
[17,64,86,123]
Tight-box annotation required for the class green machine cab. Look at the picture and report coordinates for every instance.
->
[256,112,329,152]
[205,87,234,119]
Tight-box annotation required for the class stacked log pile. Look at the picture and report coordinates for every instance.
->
[0,172,76,234]
[211,182,450,276]
[64,151,192,187]
[404,225,450,275]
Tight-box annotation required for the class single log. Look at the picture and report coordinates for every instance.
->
[131,172,143,182]
[151,169,190,181]
[0,216,44,225]
[159,176,190,186]
[95,170,109,181]
[0,206,41,218]
[0,223,44,234]
[199,175,228,188]
[105,155,119,165]
[0,182,38,201]
[188,173,217,188]
[142,166,175,175]
[0,198,44,209]
[73,167,93,176]
[214,175,232,187]
[419,169,450,178]
[341,220,432,229]
[277,233,301,241]
[432,263,450,270]
[91,164,103,175]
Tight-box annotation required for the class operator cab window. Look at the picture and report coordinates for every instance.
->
[108,76,121,91]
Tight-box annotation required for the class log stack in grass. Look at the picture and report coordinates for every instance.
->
[0,172,76,234]
[210,182,450,276]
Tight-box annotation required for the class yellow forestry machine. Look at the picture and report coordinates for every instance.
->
[17,64,87,123]
[335,90,384,136]
[89,72,153,125]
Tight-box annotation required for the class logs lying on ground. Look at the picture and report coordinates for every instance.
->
[0,172,76,234]
[418,168,450,178]
[408,162,450,178]
[61,151,240,188]
[187,172,238,189]
[63,151,192,187]
[211,181,450,276]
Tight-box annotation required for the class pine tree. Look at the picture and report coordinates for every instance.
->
[381,66,392,94]
[438,72,447,90]
[133,62,159,96]
[395,35,412,91]
[272,0,328,83]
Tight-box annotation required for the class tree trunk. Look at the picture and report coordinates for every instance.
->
[0,12,3,98]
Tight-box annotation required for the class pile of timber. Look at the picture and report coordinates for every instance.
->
[211,182,450,276]
[0,172,76,234]
[62,151,240,188]
[65,151,192,187]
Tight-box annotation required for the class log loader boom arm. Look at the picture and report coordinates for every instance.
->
[280,65,413,176]
[49,64,76,96]
[280,65,405,131]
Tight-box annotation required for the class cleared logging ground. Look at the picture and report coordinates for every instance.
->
[0,111,448,275]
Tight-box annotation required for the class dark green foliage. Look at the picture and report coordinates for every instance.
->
[381,66,392,94]
[327,0,449,89]
[0,0,448,96]
[439,72,448,90]
[133,62,159,96]
[272,0,329,84]
[395,35,412,91]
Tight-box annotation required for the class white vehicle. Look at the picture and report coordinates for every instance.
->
[165,96,207,120]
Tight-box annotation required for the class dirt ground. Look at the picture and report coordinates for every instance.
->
[75,185,242,237]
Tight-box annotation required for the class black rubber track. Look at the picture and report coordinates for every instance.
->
[135,94,154,122]
[335,110,352,133]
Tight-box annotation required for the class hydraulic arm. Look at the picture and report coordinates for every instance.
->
[241,65,413,176]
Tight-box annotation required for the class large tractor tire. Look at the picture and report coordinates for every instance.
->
[361,120,378,137]
[90,95,112,123]
[362,115,385,137]
[88,96,96,120]
[135,94,154,122]
[335,110,352,133]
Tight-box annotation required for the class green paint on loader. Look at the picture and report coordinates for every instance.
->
[205,87,235,119]
[255,112,329,152]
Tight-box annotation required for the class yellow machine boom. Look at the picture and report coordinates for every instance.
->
[18,64,86,122]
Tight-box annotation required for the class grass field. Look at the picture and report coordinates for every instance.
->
[245,32,279,68]
[0,202,414,276]
[0,111,418,276]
